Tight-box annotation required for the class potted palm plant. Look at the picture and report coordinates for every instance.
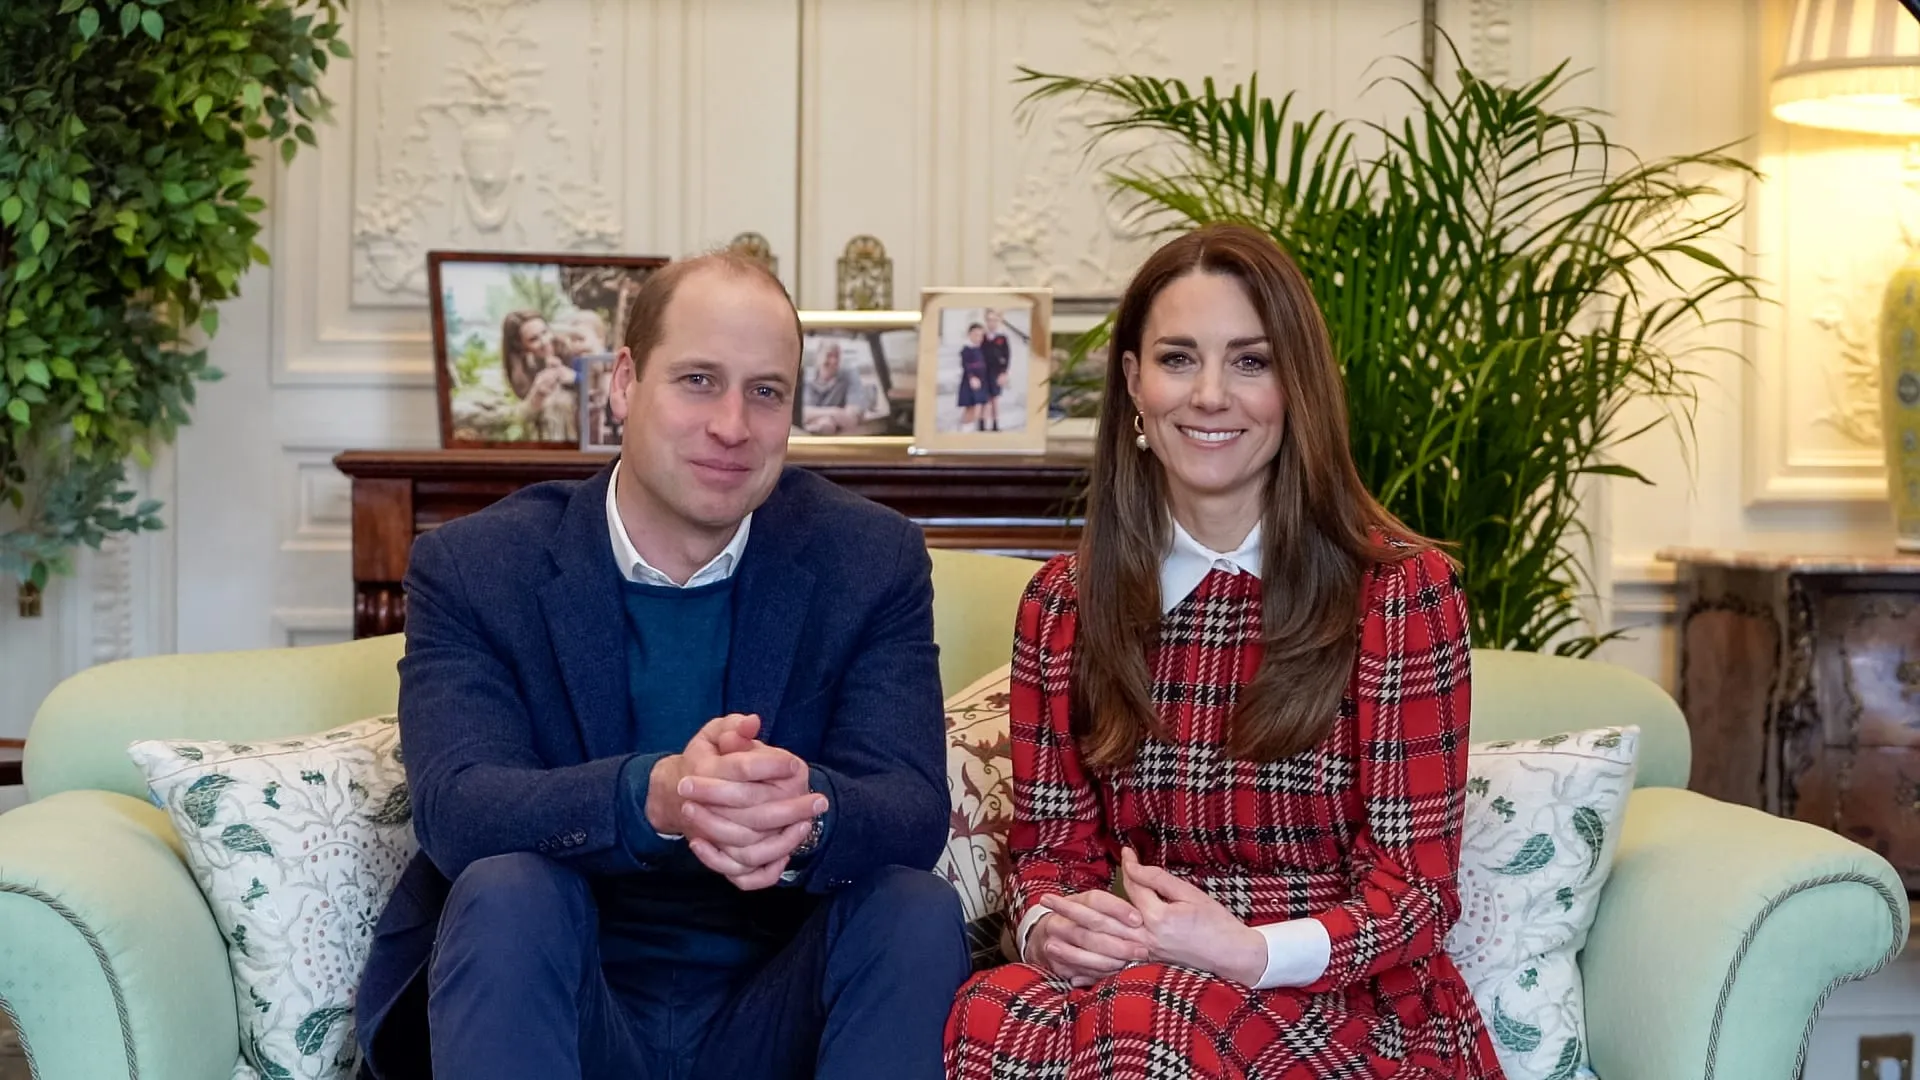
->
[1026,59,1760,655]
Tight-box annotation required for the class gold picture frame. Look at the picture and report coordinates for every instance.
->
[911,287,1053,455]
[791,310,922,446]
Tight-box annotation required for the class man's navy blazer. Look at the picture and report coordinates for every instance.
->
[353,463,950,1079]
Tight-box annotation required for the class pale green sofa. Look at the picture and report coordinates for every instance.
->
[0,551,1905,1080]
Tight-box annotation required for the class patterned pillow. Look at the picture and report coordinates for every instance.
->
[933,665,1015,970]
[129,716,417,1080]
[1446,726,1640,1080]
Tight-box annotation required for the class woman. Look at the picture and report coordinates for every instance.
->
[500,309,578,442]
[945,224,1502,1079]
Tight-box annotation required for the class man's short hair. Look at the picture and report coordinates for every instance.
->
[621,250,802,375]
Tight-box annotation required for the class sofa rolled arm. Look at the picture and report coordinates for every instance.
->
[1580,786,1906,1080]
[0,790,239,1080]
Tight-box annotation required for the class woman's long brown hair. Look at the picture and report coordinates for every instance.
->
[1073,223,1430,769]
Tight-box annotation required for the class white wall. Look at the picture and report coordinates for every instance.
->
[0,0,1899,725]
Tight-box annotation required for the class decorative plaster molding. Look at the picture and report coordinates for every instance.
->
[1469,0,1513,83]
[89,533,134,665]
[351,0,622,300]
[988,0,1170,293]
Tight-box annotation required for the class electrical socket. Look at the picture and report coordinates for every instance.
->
[1860,1034,1915,1080]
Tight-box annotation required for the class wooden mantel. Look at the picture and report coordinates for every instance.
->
[335,445,1091,639]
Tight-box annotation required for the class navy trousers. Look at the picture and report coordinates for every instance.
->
[424,853,968,1080]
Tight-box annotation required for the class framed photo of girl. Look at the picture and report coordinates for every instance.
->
[792,310,921,444]
[912,287,1052,455]
[428,250,668,449]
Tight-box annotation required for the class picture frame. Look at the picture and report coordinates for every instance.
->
[912,287,1053,455]
[793,310,921,445]
[1047,295,1119,446]
[428,250,668,449]
[577,352,622,453]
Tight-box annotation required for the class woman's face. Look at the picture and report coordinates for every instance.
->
[519,317,556,362]
[1123,271,1286,527]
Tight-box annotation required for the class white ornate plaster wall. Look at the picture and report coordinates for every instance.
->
[5,0,1901,737]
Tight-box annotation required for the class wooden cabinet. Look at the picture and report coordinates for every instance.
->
[1663,547,1920,891]
[335,446,1090,639]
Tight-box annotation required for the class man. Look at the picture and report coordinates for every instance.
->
[799,341,869,435]
[979,308,1014,432]
[354,252,967,1080]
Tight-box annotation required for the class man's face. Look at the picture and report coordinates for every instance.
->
[985,310,1003,334]
[820,344,841,379]
[608,269,799,541]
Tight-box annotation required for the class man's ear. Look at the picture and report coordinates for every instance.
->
[609,347,636,423]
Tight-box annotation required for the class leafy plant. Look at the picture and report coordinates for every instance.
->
[1021,57,1759,655]
[0,0,348,596]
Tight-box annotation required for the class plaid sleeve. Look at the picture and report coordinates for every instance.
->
[1305,548,1473,992]
[1006,556,1117,923]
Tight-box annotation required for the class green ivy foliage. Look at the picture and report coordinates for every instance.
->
[0,0,347,590]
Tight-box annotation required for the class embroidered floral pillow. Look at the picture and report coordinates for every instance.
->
[933,665,1015,969]
[129,716,417,1080]
[1447,726,1640,1080]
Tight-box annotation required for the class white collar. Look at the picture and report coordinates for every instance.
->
[605,462,752,588]
[1160,519,1262,613]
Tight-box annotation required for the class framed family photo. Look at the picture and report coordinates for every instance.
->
[428,250,667,449]
[794,310,921,444]
[912,287,1053,454]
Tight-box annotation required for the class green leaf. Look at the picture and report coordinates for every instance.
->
[1555,885,1574,912]
[164,252,190,279]
[71,179,91,208]
[1572,805,1606,880]
[1494,833,1555,876]
[328,38,352,59]
[29,221,50,254]
[281,139,298,164]
[161,182,188,205]
[294,1005,352,1056]
[118,3,138,37]
[170,745,204,762]
[140,8,162,40]
[193,94,212,124]
[1491,998,1542,1054]
[367,783,411,826]
[242,82,263,111]
[76,6,99,38]
[1543,1037,1583,1080]
[220,823,273,855]
[300,770,325,785]
[58,0,85,12]
[5,400,25,426]
[240,878,268,908]
[1,197,21,226]
[201,308,220,335]
[181,773,236,828]
[261,781,280,809]
[23,359,50,387]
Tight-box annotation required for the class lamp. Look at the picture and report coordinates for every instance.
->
[1773,0,1920,134]
[1773,0,1920,550]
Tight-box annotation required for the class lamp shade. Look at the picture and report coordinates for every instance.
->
[1773,0,1920,134]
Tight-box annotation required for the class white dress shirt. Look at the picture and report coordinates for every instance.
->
[1018,519,1333,990]
[605,462,751,587]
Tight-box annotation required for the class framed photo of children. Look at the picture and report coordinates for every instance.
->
[428,250,668,449]
[912,287,1052,454]
[793,310,921,444]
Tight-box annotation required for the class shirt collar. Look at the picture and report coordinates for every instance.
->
[1160,518,1262,613]
[605,462,752,588]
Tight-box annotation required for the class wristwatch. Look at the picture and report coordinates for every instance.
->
[791,778,826,858]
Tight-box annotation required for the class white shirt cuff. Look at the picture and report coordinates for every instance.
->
[1253,918,1331,989]
[1016,904,1054,962]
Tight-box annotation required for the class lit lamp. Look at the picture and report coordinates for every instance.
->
[1772,0,1920,550]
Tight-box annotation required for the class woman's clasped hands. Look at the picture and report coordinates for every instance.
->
[1030,848,1267,989]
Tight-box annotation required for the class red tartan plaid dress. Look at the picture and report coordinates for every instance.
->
[945,548,1505,1080]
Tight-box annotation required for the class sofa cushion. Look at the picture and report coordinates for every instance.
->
[933,665,1016,969]
[1445,725,1640,1080]
[129,715,416,1080]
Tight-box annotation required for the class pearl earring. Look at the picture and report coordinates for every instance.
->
[1133,413,1148,451]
